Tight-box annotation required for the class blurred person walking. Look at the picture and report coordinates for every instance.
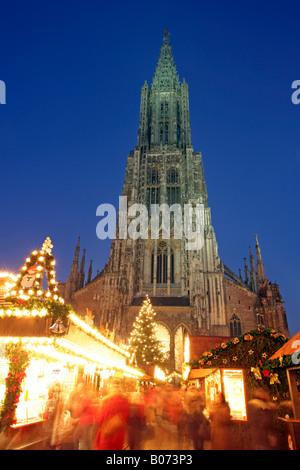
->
[75,382,98,450]
[127,387,146,450]
[247,387,280,450]
[94,378,129,450]
[188,391,210,450]
[209,392,231,450]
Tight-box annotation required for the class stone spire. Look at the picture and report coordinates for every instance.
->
[152,28,180,92]
[74,236,80,264]
[137,28,192,149]
[64,236,81,301]
[80,248,86,272]
[249,246,258,293]
[255,234,267,283]
[78,248,86,289]
[70,236,80,281]
[244,257,250,285]
[87,259,93,284]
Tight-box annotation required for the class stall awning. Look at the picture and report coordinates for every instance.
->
[269,331,300,360]
[188,368,216,380]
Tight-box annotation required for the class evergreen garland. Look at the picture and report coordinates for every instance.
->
[0,298,71,332]
[0,341,30,433]
[189,328,291,402]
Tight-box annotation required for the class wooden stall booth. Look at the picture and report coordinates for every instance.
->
[0,239,143,449]
[0,310,143,449]
[188,367,248,422]
[269,331,300,450]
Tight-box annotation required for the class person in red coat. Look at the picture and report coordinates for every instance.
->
[94,379,129,450]
[72,382,99,450]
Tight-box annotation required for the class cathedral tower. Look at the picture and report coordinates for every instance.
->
[62,30,290,371]
[113,28,226,338]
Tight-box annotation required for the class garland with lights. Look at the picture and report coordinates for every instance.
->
[127,295,168,370]
[6,238,63,303]
[68,313,130,357]
[0,298,71,327]
[0,238,144,432]
[0,341,30,433]
[189,328,291,402]
[2,238,70,333]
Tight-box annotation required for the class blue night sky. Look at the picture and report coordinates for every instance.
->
[0,1,299,336]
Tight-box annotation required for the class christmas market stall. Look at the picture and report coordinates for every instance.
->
[185,328,290,448]
[268,331,300,449]
[0,238,143,449]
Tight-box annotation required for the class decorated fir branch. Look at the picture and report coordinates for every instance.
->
[188,327,291,402]
[127,295,167,369]
[0,341,30,432]
[0,298,72,326]
[190,327,288,370]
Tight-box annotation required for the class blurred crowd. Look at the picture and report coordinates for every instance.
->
[39,378,293,451]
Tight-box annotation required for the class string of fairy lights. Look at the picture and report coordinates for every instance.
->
[4,238,64,303]
[0,237,142,377]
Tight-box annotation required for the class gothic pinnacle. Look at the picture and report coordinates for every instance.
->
[80,248,86,273]
[152,28,179,92]
[74,236,80,264]
[255,233,262,261]
[255,234,267,283]
[163,27,170,45]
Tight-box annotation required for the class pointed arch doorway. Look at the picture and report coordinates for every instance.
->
[174,325,190,372]
[155,323,190,373]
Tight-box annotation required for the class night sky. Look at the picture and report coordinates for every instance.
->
[0,1,299,336]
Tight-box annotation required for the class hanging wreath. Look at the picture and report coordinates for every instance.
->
[0,341,30,433]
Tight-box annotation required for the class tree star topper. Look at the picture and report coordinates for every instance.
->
[42,237,53,254]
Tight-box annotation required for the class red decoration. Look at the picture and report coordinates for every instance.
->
[262,369,270,378]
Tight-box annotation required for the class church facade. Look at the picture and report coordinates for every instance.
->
[59,30,290,371]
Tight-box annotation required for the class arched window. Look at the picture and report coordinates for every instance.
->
[146,163,160,210]
[256,312,265,328]
[151,242,174,284]
[230,313,242,337]
[167,167,180,205]
[167,167,179,184]
[175,325,189,371]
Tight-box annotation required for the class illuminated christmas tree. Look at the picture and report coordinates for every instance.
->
[128,295,167,368]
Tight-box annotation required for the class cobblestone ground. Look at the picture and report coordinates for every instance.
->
[138,420,211,451]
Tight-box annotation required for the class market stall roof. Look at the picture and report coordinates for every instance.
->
[269,331,300,360]
[188,368,216,380]
[189,335,231,361]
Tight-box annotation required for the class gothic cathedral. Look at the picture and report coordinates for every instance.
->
[59,29,290,371]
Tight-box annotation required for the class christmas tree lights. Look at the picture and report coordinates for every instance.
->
[127,295,167,369]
